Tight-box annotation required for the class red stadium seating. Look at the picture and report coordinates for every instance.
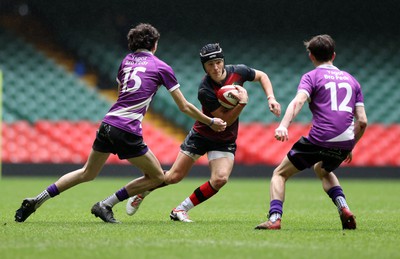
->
[2,121,400,166]
[237,123,310,165]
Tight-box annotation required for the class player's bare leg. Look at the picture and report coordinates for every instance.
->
[171,156,233,222]
[92,149,165,223]
[314,162,356,229]
[255,156,299,230]
[15,150,110,222]
[126,151,194,216]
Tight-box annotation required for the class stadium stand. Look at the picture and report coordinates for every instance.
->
[0,29,110,122]
[1,1,400,167]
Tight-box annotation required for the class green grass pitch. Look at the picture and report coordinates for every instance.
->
[1,177,399,259]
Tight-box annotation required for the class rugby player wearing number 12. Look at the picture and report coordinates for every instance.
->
[255,34,368,230]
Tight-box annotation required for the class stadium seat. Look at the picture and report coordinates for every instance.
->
[2,14,400,167]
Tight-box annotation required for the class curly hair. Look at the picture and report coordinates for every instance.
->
[127,23,160,52]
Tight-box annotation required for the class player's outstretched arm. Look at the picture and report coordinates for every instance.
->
[170,88,226,132]
[253,69,281,117]
[275,92,308,141]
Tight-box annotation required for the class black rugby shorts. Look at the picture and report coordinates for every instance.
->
[287,136,350,172]
[92,122,148,159]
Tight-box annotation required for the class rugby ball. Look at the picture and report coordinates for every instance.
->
[217,85,239,109]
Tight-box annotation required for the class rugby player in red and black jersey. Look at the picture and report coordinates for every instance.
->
[126,43,281,222]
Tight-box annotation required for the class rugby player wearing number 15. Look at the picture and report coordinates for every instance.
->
[15,23,226,223]
[255,34,368,230]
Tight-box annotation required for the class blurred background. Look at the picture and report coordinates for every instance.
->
[1,0,399,177]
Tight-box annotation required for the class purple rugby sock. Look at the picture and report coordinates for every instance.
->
[327,186,345,203]
[46,184,60,197]
[269,199,283,215]
[115,187,129,201]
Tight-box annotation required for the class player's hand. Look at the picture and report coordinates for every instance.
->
[232,85,248,104]
[344,152,353,163]
[210,118,227,132]
[275,125,288,142]
[268,98,281,117]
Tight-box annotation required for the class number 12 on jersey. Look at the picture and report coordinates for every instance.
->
[325,82,352,113]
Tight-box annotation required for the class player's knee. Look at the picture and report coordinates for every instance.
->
[77,167,98,182]
[165,171,184,184]
[211,175,229,189]
[272,168,289,181]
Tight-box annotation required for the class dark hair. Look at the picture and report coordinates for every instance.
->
[304,34,335,62]
[127,23,160,52]
[199,43,224,65]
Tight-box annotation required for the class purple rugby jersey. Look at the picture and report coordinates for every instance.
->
[298,64,364,150]
[103,51,180,136]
